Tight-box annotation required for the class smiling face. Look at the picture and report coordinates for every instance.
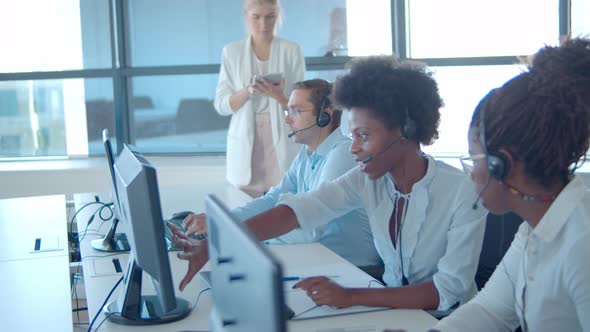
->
[245,3,278,42]
[348,107,403,180]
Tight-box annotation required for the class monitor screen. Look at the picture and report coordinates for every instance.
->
[205,194,290,332]
[104,144,190,325]
[90,129,130,253]
[102,129,120,216]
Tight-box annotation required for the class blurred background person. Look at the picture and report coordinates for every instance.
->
[214,0,305,198]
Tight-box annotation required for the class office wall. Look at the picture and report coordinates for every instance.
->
[0,156,227,199]
[3,156,590,200]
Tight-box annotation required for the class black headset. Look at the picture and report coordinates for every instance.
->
[479,90,510,181]
[401,107,417,140]
[316,81,332,128]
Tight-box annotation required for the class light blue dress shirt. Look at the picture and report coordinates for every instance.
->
[231,130,381,267]
[280,155,487,310]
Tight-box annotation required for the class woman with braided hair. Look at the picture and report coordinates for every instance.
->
[435,37,590,331]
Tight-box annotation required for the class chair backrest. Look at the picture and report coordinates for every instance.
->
[132,96,154,109]
[475,212,523,290]
[85,99,115,141]
[175,98,229,134]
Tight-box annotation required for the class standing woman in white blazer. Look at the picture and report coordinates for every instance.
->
[214,0,305,197]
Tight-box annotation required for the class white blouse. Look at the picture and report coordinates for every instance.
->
[214,37,305,186]
[435,175,590,332]
[279,154,487,310]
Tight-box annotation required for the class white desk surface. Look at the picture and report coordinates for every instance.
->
[75,184,438,332]
[0,195,69,262]
[0,195,73,332]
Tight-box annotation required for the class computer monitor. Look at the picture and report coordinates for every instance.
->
[104,144,190,325]
[205,194,290,332]
[91,129,130,252]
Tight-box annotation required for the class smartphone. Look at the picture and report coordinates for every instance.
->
[257,72,283,85]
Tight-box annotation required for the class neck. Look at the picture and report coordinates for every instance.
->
[305,127,334,153]
[512,201,553,228]
[505,180,564,228]
[251,36,273,59]
[388,146,427,194]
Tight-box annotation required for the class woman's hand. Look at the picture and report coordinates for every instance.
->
[167,221,209,291]
[250,77,288,108]
[294,276,353,309]
[182,213,208,235]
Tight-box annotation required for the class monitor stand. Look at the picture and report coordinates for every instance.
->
[91,218,130,252]
[105,259,191,325]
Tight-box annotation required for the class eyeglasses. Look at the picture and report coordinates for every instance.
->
[284,109,314,118]
[459,154,486,173]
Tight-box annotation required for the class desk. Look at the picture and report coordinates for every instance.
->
[75,184,438,331]
[0,195,73,332]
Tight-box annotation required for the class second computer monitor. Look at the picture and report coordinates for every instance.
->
[206,194,288,332]
[105,144,190,325]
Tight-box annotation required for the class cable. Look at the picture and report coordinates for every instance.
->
[192,287,211,310]
[69,201,109,235]
[69,201,115,260]
[87,275,123,332]
[71,263,83,323]
[94,312,119,332]
[292,304,321,319]
[78,204,114,243]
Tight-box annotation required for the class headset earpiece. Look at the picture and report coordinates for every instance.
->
[316,100,331,127]
[401,107,416,139]
[487,151,510,181]
[316,83,332,128]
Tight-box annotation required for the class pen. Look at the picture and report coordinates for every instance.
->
[283,275,339,281]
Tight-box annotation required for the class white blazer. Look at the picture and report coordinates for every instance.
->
[214,37,305,186]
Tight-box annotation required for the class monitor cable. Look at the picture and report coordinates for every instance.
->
[87,275,123,332]
[68,200,115,261]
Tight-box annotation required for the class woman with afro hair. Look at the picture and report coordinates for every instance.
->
[170,55,487,312]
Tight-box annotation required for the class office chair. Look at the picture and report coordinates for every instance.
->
[476,212,523,290]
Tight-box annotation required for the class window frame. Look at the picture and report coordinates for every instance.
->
[0,0,573,159]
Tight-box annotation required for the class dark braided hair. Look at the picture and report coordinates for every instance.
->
[334,55,443,145]
[471,37,590,187]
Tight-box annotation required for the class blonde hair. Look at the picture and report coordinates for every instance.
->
[243,0,281,13]
[243,0,283,29]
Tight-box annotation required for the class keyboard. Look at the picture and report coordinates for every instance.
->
[164,218,207,251]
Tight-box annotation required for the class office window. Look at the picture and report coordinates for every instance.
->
[0,0,111,73]
[127,0,242,66]
[0,0,113,158]
[0,78,113,158]
[572,0,590,36]
[0,0,576,159]
[422,65,526,156]
[281,0,392,57]
[127,0,391,67]
[407,0,559,58]
[130,74,226,153]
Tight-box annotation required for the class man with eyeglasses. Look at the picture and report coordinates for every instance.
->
[180,79,381,270]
